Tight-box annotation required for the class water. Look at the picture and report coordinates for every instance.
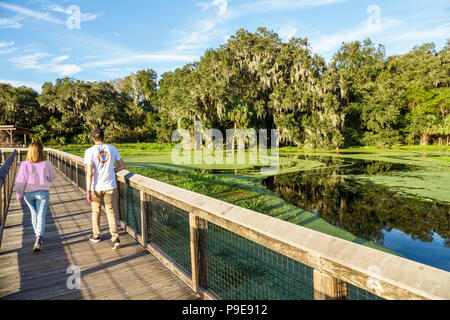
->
[261,155,450,272]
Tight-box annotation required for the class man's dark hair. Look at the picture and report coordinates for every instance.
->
[91,128,104,142]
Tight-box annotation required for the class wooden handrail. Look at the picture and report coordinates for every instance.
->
[28,148,450,300]
[0,149,18,248]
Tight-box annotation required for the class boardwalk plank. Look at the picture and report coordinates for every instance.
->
[0,171,199,300]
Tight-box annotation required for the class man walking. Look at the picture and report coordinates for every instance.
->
[84,128,126,250]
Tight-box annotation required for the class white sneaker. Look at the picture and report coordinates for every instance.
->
[112,238,121,250]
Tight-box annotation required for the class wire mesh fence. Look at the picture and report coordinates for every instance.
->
[203,222,314,300]
[347,284,384,300]
[148,196,192,274]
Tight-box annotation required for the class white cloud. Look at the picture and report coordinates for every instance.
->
[0,41,16,54]
[197,0,228,17]
[278,26,298,41]
[82,53,198,68]
[43,4,98,22]
[0,2,64,25]
[0,41,14,48]
[197,2,209,12]
[173,1,229,52]
[391,23,450,42]
[311,17,402,52]
[0,2,98,30]
[50,55,70,64]
[0,79,42,92]
[0,16,23,29]
[175,0,347,54]
[0,48,16,54]
[213,0,228,17]
[10,52,82,76]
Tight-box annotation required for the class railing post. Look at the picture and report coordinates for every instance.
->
[69,159,75,183]
[189,214,209,293]
[75,162,79,187]
[1,181,4,227]
[6,169,9,204]
[140,190,147,244]
[190,214,201,292]
[313,269,347,300]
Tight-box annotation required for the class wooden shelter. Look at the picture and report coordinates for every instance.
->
[0,125,36,146]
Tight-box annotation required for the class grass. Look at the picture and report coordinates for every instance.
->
[49,142,176,156]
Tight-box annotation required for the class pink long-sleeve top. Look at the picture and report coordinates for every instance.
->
[15,160,56,199]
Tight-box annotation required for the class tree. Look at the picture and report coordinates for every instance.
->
[0,83,44,129]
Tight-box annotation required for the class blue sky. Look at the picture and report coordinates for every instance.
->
[0,0,449,92]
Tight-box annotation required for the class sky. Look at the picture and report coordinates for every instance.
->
[0,0,449,92]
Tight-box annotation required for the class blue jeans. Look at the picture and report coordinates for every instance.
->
[23,190,50,238]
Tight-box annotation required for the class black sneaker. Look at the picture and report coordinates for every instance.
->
[112,238,120,250]
[89,235,101,243]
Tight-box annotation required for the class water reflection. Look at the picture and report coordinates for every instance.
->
[262,156,450,270]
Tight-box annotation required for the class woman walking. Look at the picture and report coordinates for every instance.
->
[15,142,56,251]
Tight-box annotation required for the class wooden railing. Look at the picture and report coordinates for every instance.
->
[0,150,18,248]
[3,147,449,300]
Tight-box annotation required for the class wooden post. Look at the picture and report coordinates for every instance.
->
[147,193,153,242]
[190,214,201,292]
[197,218,209,289]
[313,269,347,300]
[189,214,209,293]
[5,170,9,204]
[140,190,147,244]
[75,162,79,187]
[1,182,4,226]
[116,182,122,224]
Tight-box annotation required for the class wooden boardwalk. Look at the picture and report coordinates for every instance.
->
[0,171,199,300]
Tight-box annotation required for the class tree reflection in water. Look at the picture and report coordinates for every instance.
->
[263,156,450,249]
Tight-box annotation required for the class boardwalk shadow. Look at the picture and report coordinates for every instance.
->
[0,171,197,300]
[1,198,75,300]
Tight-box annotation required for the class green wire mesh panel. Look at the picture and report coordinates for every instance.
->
[205,222,314,300]
[118,181,141,235]
[347,284,384,300]
[150,197,191,274]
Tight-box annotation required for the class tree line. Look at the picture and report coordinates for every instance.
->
[1,27,449,148]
